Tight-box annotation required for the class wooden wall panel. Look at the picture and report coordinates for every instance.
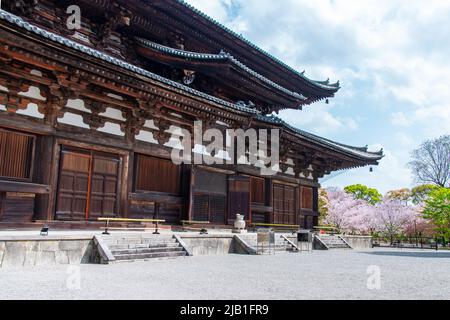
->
[55,151,90,221]
[193,194,209,221]
[284,186,295,225]
[209,195,227,224]
[228,176,250,221]
[2,193,35,222]
[272,184,283,224]
[129,202,155,219]
[89,155,120,219]
[301,186,313,210]
[250,176,265,204]
[273,183,296,225]
[135,154,180,195]
[0,129,35,180]
[55,148,121,221]
[193,168,227,195]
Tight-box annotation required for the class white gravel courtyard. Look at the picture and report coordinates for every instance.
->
[1,248,449,300]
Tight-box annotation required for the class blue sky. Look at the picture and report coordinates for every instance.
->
[186,0,450,194]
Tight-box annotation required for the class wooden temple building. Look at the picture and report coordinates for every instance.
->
[0,0,383,230]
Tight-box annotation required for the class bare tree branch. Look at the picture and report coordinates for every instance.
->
[408,135,450,187]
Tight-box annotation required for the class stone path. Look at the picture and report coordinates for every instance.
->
[0,248,449,300]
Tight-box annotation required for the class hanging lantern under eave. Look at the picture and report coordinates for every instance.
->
[370,167,374,173]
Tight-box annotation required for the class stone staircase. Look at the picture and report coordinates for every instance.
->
[100,234,189,262]
[315,234,352,249]
[237,233,299,254]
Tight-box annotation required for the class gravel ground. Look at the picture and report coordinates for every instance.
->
[1,248,449,300]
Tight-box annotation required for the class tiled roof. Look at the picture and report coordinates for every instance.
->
[256,114,383,161]
[0,9,382,162]
[136,37,307,101]
[0,10,258,115]
[175,0,341,91]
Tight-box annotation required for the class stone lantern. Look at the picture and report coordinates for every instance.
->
[233,214,247,234]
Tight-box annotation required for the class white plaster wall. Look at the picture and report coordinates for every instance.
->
[16,103,44,119]
[99,107,126,121]
[165,137,184,149]
[19,86,46,100]
[143,120,158,130]
[136,130,157,144]
[66,99,91,113]
[58,112,90,129]
[97,122,124,136]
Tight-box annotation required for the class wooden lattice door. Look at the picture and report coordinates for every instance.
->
[55,147,120,221]
[191,168,227,224]
[228,176,251,222]
[273,183,296,225]
[273,184,284,224]
[89,154,120,220]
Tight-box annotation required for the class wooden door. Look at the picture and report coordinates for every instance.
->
[88,154,120,220]
[272,184,284,224]
[55,150,91,221]
[191,168,227,224]
[55,147,120,221]
[228,176,251,222]
[284,186,296,225]
[273,183,296,225]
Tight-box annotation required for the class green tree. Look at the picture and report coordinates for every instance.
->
[344,184,382,205]
[422,188,450,240]
[411,184,440,205]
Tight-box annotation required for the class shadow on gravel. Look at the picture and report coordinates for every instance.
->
[362,251,450,259]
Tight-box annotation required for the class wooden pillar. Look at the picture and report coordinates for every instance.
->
[122,151,133,219]
[34,136,55,221]
[266,178,273,224]
[187,165,195,221]
[0,192,6,221]
[313,187,319,228]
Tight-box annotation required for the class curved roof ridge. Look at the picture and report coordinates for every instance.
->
[0,10,382,162]
[256,114,384,160]
[135,37,307,101]
[175,0,340,92]
[0,10,259,115]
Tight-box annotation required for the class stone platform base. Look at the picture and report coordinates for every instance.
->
[0,235,98,268]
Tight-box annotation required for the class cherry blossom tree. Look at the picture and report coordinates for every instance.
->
[322,189,374,234]
[371,198,418,242]
[322,188,429,238]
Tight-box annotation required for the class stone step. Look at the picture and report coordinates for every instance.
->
[108,242,181,250]
[111,247,184,255]
[104,239,178,246]
[114,251,187,261]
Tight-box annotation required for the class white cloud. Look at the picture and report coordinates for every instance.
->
[279,103,359,136]
[390,112,412,127]
[323,146,412,194]
[185,0,450,191]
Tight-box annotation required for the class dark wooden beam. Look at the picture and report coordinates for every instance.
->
[0,192,6,221]
[130,192,183,205]
[0,180,50,194]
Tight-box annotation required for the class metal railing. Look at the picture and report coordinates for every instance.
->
[372,235,448,250]
[97,218,166,235]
